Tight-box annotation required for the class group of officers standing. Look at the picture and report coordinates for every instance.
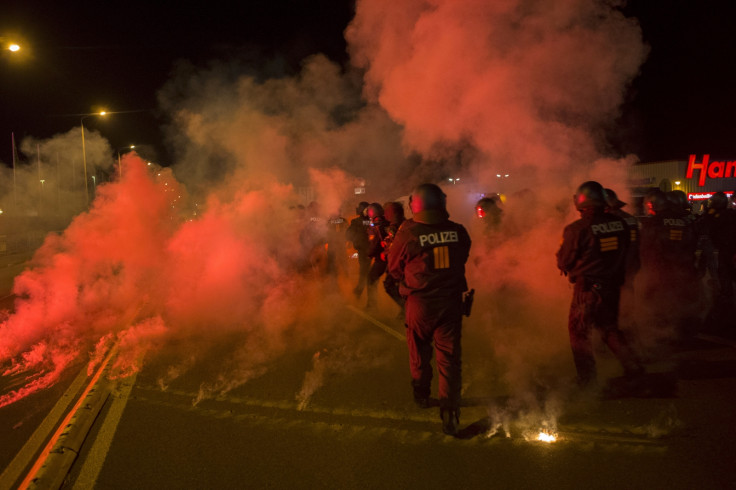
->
[557,181,736,392]
[296,180,736,437]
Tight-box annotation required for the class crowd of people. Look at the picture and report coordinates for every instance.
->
[291,180,736,436]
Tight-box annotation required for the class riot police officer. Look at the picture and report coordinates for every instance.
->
[475,196,503,233]
[365,203,389,308]
[639,188,698,337]
[387,184,471,436]
[604,188,641,281]
[346,201,371,298]
[703,192,736,328]
[382,201,406,311]
[557,181,643,389]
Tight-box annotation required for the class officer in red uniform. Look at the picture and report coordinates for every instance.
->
[387,184,471,436]
[382,201,407,311]
[557,181,643,389]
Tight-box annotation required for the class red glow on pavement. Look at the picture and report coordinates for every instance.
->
[0,154,354,405]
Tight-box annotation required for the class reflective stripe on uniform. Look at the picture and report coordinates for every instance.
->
[433,245,450,269]
[600,236,618,251]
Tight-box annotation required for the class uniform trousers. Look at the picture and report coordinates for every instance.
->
[405,294,463,408]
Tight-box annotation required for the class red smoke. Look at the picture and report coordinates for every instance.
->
[2,1,652,416]
[347,0,650,414]
[0,155,349,406]
[347,0,647,186]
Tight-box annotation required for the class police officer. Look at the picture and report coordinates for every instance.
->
[703,192,736,328]
[346,201,371,298]
[604,188,641,281]
[387,184,471,436]
[382,202,406,311]
[365,203,389,308]
[475,196,503,233]
[325,210,348,278]
[557,181,643,389]
[639,188,698,337]
[666,190,693,221]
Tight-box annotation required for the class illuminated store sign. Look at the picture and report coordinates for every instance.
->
[687,191,734,201]
[686,154,736,186]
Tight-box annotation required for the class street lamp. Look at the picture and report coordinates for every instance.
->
[116,145,136,178]
[448,178,460,184]
[1,37,21,52]
[81,111,107,205]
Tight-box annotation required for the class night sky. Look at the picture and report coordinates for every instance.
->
[0,1,734,166]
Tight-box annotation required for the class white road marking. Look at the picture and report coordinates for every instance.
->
[346,305,405,342]
[0,365,88,489]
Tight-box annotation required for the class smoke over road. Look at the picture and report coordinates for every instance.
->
[347,0,649,425]
[1,0,650,418]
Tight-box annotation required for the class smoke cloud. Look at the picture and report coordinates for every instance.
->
[1,0,652,429]
[347,0,649,429]
[0,128,112,225]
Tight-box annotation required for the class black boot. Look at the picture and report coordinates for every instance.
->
[440,407,460,436]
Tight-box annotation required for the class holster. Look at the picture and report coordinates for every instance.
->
[462,289,475,317]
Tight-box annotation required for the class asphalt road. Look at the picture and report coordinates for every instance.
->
[64,322,736,489]
[1,259,735,488]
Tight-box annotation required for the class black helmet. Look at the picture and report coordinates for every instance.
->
[356,201,370,216]
[475,197,500,218]
[709,191,728,211]
[642,189,669,215]
[666,190,689,212]
[574,181,606,210]
[383,201,405,224]
[365,202,384,220]
[604,188,626,210]
[409,183,447,214]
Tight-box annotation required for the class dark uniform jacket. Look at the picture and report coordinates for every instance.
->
[346,214,370,253]
[387,213,471,300]
[639,209,697,272]
[556,208,630,287]
[706,208,736,256]
[367,216,389,259]
[611,208,641,276]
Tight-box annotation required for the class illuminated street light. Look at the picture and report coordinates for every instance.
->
[1,37,21,52]
[117,145,136,178]
[81,111,108,205]
[448,178,460,184]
